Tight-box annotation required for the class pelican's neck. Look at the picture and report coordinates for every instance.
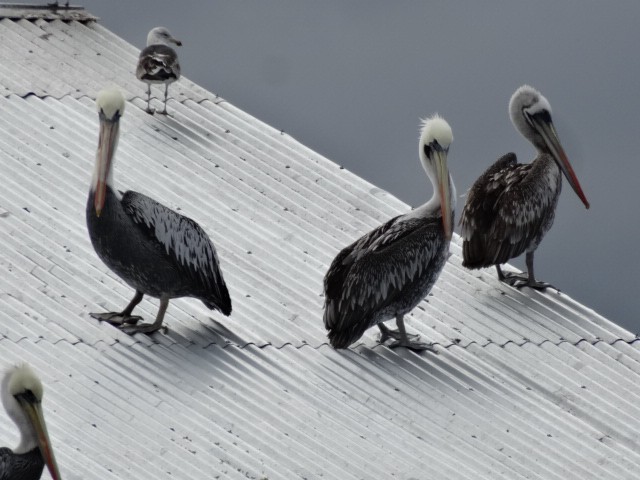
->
[404,173,456,221]
[1,382,38,454]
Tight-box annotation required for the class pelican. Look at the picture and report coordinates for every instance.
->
[87,87,232,334]
[323,115,455,351]
[460,85,589,289]
[1,364,61,480]
[136,27,182,115]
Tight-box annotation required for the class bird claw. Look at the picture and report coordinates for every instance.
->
[90,312,143,326]
[118,323,168,335]
[388,339,437,353]
[145,107,155,115]
[379,329,419,344]
[502,272,556,291]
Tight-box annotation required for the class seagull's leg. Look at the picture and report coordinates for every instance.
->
[160,84,169,115]
[388,315,436,352]
[145,84,154,114]
[378,322,419,344]
[90,290,144,325]
[120,297,170,335]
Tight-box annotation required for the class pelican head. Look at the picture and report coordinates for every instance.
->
[2,364,61,480]
[92,87,126,217]
[509,85,589,209]
[419,115,455,239]
[147,27,182,47]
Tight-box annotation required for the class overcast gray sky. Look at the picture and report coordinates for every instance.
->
[80,1,639,333]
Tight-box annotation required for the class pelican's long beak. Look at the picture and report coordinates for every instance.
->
[18,396,62,480]
[94,115,119,217]
[534,115,590,209]
[433,148,453,240]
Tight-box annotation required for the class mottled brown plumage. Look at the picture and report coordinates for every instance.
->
[460,85,589,289]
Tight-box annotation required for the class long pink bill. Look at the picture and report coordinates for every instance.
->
[94,118,119,217]
[537,118,590,209]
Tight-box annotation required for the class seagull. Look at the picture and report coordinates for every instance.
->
[136,27,182,115]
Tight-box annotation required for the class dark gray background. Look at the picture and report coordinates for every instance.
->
[79,1,639,333]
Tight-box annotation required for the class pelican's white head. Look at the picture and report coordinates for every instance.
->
[96,87,126,121]
[508,85,552,150]
[147,26,182,47]
[508,85,589,209]
[418,115,455,239]
[2,364,61,479]
[2,364,44,452]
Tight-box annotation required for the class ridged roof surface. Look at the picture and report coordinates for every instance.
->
[1,9,639,480]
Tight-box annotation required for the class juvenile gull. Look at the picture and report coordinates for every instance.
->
[136,26,182,114]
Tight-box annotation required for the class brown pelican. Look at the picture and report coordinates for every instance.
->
[460,85,589,289]
[1,364,61,480]
[136,27,182,115]
[87,87,232,334]
[323,115,455,351]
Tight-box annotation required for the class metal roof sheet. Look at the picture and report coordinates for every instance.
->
[0,8,639,480]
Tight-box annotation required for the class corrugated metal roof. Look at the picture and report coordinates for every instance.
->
[1,9,639,480]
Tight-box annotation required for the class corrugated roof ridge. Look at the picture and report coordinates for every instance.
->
[27,333,638,354]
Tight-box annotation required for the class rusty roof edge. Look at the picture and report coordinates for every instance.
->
[0,3,97,22]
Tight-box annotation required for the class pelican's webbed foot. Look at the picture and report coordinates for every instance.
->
[378,323,419,344]
[497,264,557,291]
[388,339,437,352]
[90,312,143,325]
[382,316,437,352]
[119,322,168,335]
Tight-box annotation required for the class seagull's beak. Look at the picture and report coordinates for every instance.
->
[533,114,590,209]
[433,147,453,240]
[94,114,119,217]
[17,395,62,480]
[171,36,182,47]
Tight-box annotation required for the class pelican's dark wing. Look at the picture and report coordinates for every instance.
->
[136,44,181,83]
[121,191,231,314]
[0,447,44,480]
[460,152,559,267]
[324,215,447,347]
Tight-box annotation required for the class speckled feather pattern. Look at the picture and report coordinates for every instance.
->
[0,447,43,480]
[324,211,452,348]
[460,152,562,268]
[87,187,231,314]
[135,44,180,84]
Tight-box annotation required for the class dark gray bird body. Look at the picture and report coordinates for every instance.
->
[87,187,231,313]
[324,210,452,348]
[0,447,43,480]
[460,152,561,268]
